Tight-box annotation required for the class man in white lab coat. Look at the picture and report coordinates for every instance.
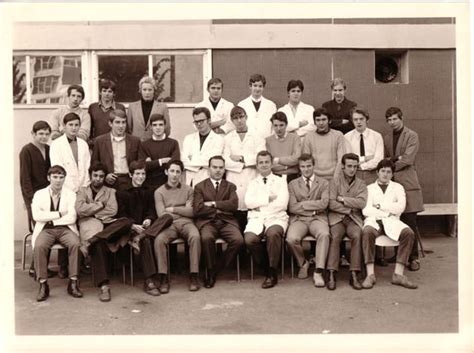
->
[195,78,235,135]
[223,106,265,231]
[238,74,277,139]
[244,151,289,289]
[361,159,417,290]
[181,107,224,187]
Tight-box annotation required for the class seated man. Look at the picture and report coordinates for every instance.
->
[75,162,133,302]
[193,156,244,289]
[32,165,82,302]
[244,151,289,289]
[361,159,417,290]
[116,160,173,296]
[154,160,201,293]
[287,154,329,287]
[326,153,368,290]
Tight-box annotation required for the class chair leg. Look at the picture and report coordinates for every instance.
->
[236,254,240,282]
[415,225,425,258]
[167,244,171,282]
[281,238,285,280]
[250,255,254,280]
[291,253,294,279]
[129,246,134,287]
[22,233,31,271]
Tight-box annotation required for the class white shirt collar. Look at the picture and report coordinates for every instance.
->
[152,134,167,141]
[111,133,125,142]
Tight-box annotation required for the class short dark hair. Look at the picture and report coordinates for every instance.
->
[99,79,117,93]
[48,165,67,176]
[207,78,223,89]
[287,79,304,92]
[270,111,288,125]
[350,106,370,122]
[32,120,51,133]
[63,112,81,125]
[89,161,108,175]
[129,160,146,175]
[193,107,211,120]
[385,107,403,120]
[67,85,85,100]
[249,74,266,86]
[166,159,184,172]
[313,107,331,121]
[256,150,273,162]
[342,153,360,165]
[149,114,166,125]
[109,109,127,123]
[298,153,314,165]
[230,106,247,119]
[376,158,395,173]
[208,155,225,167]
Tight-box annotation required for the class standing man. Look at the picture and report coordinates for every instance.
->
[50,84,91,141]
[383,107,424,271]
[265,112,302,184]
[322,78,357,134]
[50,113,91,193]
[244,151,289,289]
[139,114,180,191]
[92,109,143,192]
[193,156,244,289]
[326,153,368,290]
[88,79,126,140]
[286,154,330,287]
[238,74,277,139]
[223,106,265,231]
[75,162,133,302]
[344,107,384,185]
[302,107,346,180]
[278,79,315,137]
[361,159,417,290]
[32,165,82,301]
[195,78,235,134]
[181,107,225,187]
[154,160,201,293]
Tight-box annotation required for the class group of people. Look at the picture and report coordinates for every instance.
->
[19,74,424,303]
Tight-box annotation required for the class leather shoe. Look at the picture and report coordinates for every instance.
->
[327,270,336,290]
[362,274,376,289]
[349,271,362,290]
[261,275,278,289]
[297,260,310,279]
[313,272,325,287]
[158,277,170,294]
[58,267,68,279]
[36,281,49,302]
[144,278,160,296]
[189,274,200,292]
[391,273,418,289]
[204,273,217,289]
[99,285,111,302]
[67,279,83,298]
[408,259,421,272]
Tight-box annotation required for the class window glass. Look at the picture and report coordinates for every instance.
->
[98,55,148,103]
[13,56,27,104]
[152,55,203,103]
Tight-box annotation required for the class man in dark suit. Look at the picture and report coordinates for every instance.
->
[193,156,244,288]
[91,109,143,192]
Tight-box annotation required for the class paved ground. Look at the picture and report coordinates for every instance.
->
[13,233,457,335]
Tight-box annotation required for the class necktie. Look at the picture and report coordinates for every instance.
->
[360,133,366,157]
[215,181,219,192]
[305,177,311,191]
[263,177,267,184]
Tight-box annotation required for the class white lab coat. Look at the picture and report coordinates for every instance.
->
[362,181,410,241]
[238,96,277,139]
[195,97,235,134]
[245,173,289,234]
[223,130,266,210]
[181,130,224,186]
[278,102,316,137]
[49,134,90,193]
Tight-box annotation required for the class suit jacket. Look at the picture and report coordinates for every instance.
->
[288,174,329,224]
[127,100,171,141]
[31,186,78,248]
[362,181,409,241]
[91,133,142,176]
[49,134,90,193]
[383,126,424,213]
[193,178,239,230]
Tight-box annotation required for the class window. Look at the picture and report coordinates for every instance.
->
[13,56,26,104]
[375,50,409,84]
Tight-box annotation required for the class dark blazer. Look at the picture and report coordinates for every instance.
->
[127,100,171,141]
[193,178,239,230]
[383,126,424,213]
[91,133,143,175]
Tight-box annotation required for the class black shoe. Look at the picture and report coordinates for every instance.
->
[261,268,278,289]
[36,282,49,302]
[158,275,170,294]
[408,259,421,271]
[350,271,362,290]
[189,273,200,292]
[327,270,336,290]
[99,285,111,302]
[144,278,160,296]
[67,279,83,298]
[204,271,217,289]
[58,267,69,279]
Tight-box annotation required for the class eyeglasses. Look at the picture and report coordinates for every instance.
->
[193,119,208,125]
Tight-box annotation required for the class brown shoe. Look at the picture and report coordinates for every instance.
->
[362,274,376,289]
[408,259,421,272]
[99,285,111,302]
[391,273,418,289]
